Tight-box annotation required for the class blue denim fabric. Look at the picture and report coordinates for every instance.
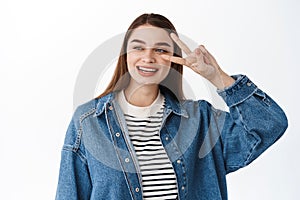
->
[55,75,288,200]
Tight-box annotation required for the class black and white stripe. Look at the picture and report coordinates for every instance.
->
[124,107,178,200]
[117,90,178,200]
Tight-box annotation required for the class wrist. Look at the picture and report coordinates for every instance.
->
[210,69,235,90]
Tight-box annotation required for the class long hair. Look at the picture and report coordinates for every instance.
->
[96,13,184,100]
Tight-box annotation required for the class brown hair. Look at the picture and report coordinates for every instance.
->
[96,13,184,100]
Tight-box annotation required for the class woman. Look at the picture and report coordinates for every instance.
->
[55,13,288,200]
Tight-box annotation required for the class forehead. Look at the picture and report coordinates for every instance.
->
[128,25,173,46]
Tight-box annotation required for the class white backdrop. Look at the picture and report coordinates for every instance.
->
[0,0,299,199]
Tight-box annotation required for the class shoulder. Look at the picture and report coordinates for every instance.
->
[62,97,106,151]
[72,99,98,123]
[72,92,115,123]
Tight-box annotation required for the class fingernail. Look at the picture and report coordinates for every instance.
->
[170,33,177,39]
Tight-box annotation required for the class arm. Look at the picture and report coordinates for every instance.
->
[217,75,288,173]
[55,118,92,200]
[163,34,288,172]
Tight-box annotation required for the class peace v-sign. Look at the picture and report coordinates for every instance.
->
[162,33,235,90]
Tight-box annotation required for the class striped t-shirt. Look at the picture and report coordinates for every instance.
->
[117,90,178,200]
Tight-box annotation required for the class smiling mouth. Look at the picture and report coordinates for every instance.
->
[137,66,159,73]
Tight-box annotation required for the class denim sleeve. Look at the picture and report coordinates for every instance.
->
[55,117,92,200]
[217,75,288,173]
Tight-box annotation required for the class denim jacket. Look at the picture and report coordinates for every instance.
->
[55,75,288,200]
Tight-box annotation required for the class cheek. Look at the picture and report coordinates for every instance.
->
[159,60,171,74]
[158,58,172,68]
[126,53,137,67]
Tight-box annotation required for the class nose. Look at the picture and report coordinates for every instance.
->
[141,49,155,63]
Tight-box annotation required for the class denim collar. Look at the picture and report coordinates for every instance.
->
[159,86,188,118]
[93,92,114,117]
[93,86,188,118]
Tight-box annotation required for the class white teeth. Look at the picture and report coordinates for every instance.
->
[137,66,158,72]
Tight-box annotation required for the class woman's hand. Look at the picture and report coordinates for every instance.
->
[162,33,235,90]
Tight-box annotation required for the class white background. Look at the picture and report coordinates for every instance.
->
[0,0,299,199]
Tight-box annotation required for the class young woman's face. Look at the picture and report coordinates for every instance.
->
[126,25,174,85]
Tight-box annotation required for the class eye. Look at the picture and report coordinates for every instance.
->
[155,48,168,53]
[133,46,143,51]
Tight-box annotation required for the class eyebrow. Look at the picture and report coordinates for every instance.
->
[130,39,171,47]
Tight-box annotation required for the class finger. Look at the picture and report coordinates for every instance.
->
[194,48,207,65]
[170,33,192,55]
[198,45,217,65]
[161,54,187,66]
[196,46,210,65]
[199,45,207,54]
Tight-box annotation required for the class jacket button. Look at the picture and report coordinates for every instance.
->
[177,159,181,164]
[125,158,130,163]
[116,132,120,137]
[109,106,113,110]
[181,186,185,190]
[165,136,169,141]
[135,187,140,192]
[247,82,252,86]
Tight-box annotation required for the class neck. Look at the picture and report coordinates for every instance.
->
[124,80,159,107]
